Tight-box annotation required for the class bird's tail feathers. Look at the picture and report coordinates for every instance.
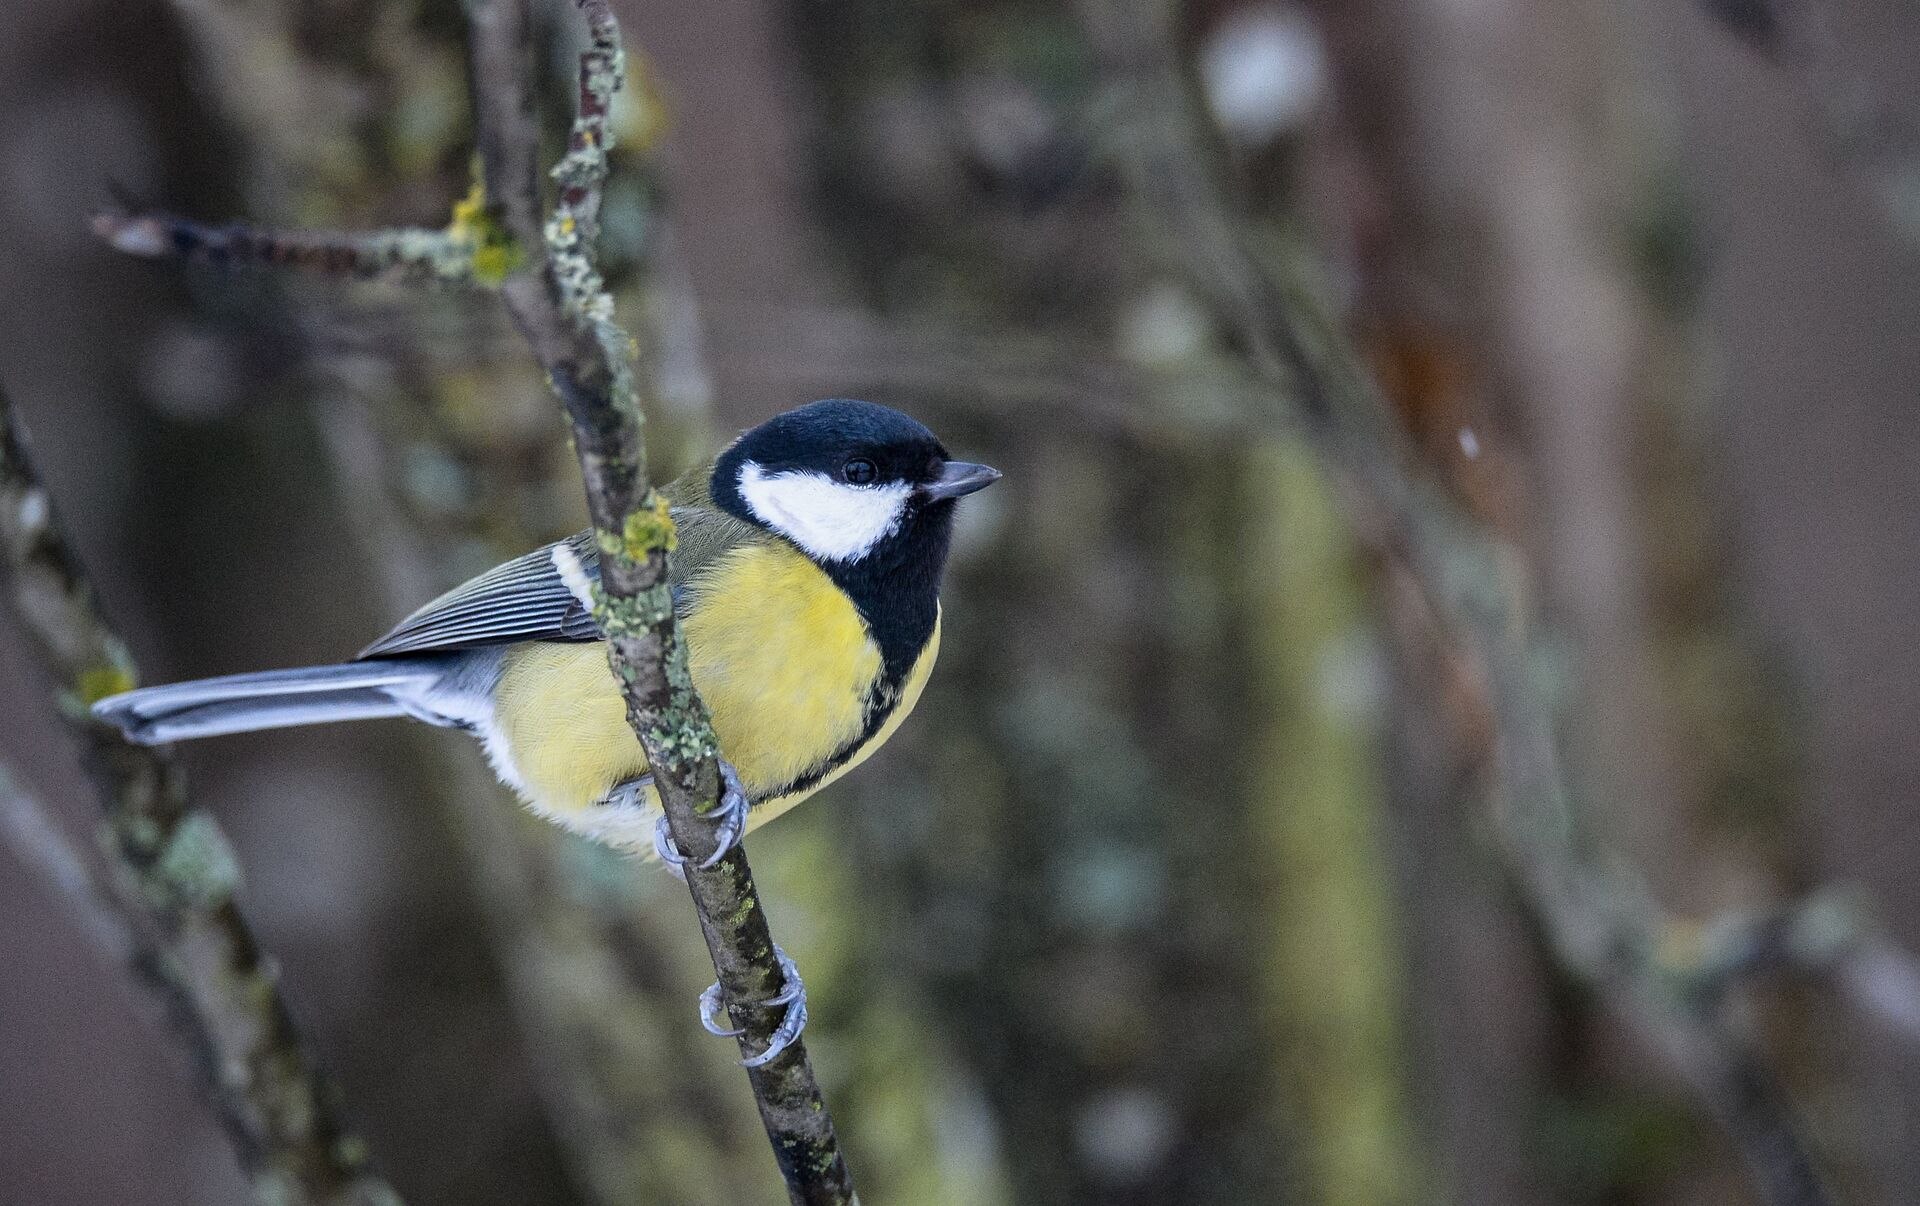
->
[91,661,445,745]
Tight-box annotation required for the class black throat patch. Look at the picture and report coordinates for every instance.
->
[817,500,952,690]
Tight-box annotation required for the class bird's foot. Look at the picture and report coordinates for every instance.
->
[699,944,809,1068]
[600,774,653,811]
[651,761,751,873]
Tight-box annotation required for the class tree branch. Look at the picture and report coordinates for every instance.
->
[92,195,521,287]
[1070,1,1836,1202]
[478,2,856,1201]
[1683,892,1920,1046]
[313,281,770,1201]
[0,382,397,1206]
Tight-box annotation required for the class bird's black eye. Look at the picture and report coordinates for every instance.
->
[842,457,878,485]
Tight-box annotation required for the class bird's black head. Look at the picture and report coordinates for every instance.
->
[711,399,999,681]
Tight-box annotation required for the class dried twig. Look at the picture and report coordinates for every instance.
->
[92,199,519,287]
[1071,1,1836,1201]
[0,382,397,1206]
[480,2,856,1201]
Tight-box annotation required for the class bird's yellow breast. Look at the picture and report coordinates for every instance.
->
[489,540,938,850]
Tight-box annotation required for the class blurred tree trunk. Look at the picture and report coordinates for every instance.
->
[1238,441,1426,1206]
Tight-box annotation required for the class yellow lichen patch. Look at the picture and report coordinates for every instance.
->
[446,180,489,242]
[627,493,678,558]
[445,180,523,286]
[470,241,519,287]
[76,664,136,707]
[597,493,677,564]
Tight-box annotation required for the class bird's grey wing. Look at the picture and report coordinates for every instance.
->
[358,531,603,657]
[356,508,765,659]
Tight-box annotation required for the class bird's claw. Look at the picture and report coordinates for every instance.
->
[651,761,751,872]
[706,761,751,862]
[652,815,690,879]
[699,980,743,1037]
[700,945,809,1068]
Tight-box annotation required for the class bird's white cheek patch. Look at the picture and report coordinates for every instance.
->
[738,462,910,563]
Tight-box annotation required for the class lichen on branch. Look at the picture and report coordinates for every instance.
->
[92,179,522,287]
[485,1,857,1200]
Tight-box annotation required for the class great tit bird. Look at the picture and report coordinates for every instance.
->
[94,396,998,863]
[93,399,996,1064]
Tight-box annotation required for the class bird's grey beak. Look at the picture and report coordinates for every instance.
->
[922,461,1001,501]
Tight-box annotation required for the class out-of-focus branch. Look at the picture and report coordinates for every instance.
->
[0,383,397,1206]
[1070,2,1838,1202]
[1681,892,1920,1045]
[482,2,856,1201]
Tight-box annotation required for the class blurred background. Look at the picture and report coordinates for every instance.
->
[2,0,1918,1202]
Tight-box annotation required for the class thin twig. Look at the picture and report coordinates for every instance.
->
[1070,1,1836,1202]
[0,382,398,1206]
[92,192,521,287]
[483,2,857,1201]
[1684,892,1920,1045]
